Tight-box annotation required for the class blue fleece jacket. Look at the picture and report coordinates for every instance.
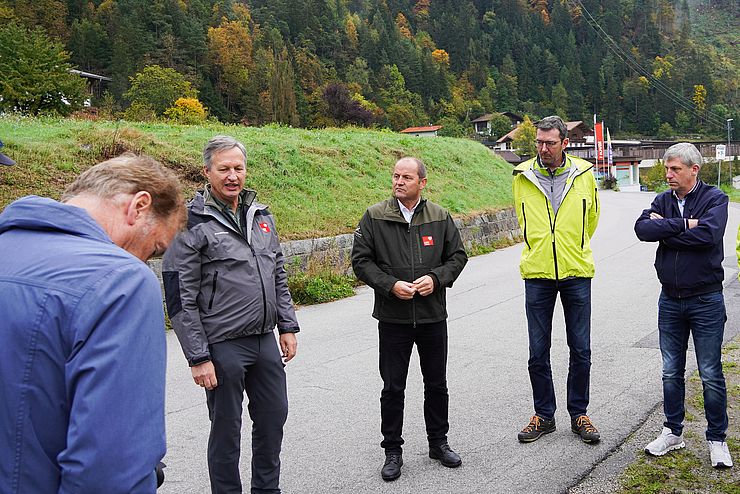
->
[634,181,728,298]
[0,196,166,493]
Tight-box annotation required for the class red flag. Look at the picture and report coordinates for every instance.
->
[594,122,604,162]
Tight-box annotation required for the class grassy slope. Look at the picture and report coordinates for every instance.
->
[0,117,513,240]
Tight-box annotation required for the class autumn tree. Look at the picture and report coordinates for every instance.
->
[512,116,537,158]
[208,13,255,113]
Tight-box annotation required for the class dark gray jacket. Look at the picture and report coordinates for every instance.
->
[163,188,299,366]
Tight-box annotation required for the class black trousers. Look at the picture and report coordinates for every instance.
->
[378,320,449,454]
[205,333,288,494]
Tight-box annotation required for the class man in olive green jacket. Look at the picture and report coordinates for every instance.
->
[512,115,601,445]
[352,157,467,482]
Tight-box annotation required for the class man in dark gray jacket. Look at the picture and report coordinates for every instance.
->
[163,135,299,494]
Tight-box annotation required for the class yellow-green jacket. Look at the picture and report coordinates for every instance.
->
[512,154,599,280]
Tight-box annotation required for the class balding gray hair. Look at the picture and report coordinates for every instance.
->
[203,135,247,170]
[663,142,704,169]
[396,157,427,179]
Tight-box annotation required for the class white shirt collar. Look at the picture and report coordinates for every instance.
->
[397,198,421,223]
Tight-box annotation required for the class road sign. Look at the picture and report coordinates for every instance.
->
[716,144,726,160]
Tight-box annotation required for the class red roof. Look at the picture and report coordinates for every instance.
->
[400,125,442,133]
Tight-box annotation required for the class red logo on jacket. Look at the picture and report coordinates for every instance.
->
[259,222,271,233]
[422,235,434,246]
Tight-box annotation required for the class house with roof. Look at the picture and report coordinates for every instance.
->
[471,112,523,136]
[495,120,593,152]
[400,125,442,137]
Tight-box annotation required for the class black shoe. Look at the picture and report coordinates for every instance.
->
[429,443,462,468]
[571,415,600,443]
[518,415,556,443]
[381,454,403,481]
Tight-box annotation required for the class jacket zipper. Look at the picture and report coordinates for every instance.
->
[248,242,268,331]
[547,199,559,282]
[581,198,586,250]
[208,271,219,310]
[408,221,417,328]
[521,202,530,249]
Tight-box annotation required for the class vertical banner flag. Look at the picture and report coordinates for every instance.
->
[595,121,605,163]
[606,128,613,166]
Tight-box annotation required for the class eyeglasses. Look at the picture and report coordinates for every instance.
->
[535,140,561,148]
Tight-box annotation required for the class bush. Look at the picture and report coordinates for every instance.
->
[122,101,157,122]
[600,174,618,190]
[164,97,208,125]
[124,65,197,116]
[642,160,667,191]
[288,270,356,305]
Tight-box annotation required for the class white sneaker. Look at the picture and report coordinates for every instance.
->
[708,441,734,468]
[645,427,685,456]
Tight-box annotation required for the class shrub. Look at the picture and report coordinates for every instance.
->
[288,270,356,305]
[122,101,157,122]
[164,97,208,125]
[600,174,618,190]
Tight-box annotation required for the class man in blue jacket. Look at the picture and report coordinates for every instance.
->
[635,142,733,469]
[0,154,185,493]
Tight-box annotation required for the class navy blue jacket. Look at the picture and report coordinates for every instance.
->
[634,181,728,298]
[0,196,166,493]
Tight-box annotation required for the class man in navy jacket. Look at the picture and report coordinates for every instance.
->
[0,154,185,492]
[634,142,733,469]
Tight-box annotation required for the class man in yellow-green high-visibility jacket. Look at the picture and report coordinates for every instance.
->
[512,115,601,445]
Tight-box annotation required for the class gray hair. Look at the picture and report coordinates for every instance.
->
[536,115,568,141]
[663,142,703,169]
[396,157,427,179]
[61,153,185,222]
[203,135,247,170]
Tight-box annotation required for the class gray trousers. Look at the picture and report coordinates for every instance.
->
[205,332,288,494]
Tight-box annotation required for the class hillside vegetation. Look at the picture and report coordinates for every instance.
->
[0,117,513,239]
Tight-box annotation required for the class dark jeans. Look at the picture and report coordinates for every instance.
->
[378,320,449,454]
[206,333,288,494]
[658,290,728,441]
[524,277,592,420]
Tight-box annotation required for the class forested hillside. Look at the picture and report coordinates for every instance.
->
[1,0,737,137]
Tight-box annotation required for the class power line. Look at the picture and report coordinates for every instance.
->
[564,0,727,129]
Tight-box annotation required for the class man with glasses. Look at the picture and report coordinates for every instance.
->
[512,115,601,444]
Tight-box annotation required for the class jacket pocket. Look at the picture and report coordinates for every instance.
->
[208,271,219,310]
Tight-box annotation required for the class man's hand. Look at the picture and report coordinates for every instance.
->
[391,281,416,300]
[687,219,698,229]
[649,212,663,220]
[280,332,298,363]
[191,361,217,390]
[412,275,435,296]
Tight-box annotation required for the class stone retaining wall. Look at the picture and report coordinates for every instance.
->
[148,207,521,279]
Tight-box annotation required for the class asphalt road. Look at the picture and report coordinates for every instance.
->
[160,190,740,494]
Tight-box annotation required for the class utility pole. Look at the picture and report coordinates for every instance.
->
[724,118,733,188]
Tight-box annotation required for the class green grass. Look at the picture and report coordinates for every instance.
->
[0,116,514,240]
